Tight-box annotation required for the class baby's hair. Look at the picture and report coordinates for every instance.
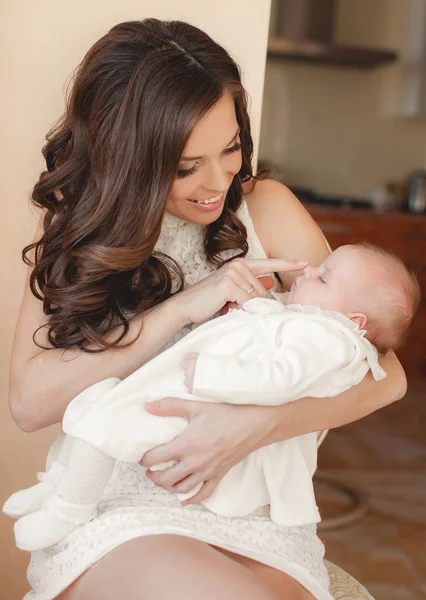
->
[352,243,420,353]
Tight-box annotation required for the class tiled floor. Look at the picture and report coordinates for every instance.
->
[315,380,426,600]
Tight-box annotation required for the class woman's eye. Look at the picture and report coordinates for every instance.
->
[224,142,242,154]
[176,141,241,178]
[177,165,198,179]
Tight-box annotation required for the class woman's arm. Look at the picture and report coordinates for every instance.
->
[10,264,189,432]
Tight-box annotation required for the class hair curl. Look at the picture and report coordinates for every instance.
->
[24,19,266,352]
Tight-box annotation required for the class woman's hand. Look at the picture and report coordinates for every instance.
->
[140,399,276,504]
[174,257,305,326]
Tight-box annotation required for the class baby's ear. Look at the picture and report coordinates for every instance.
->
[348,312,367,330]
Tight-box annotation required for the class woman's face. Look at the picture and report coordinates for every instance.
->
[166,92,242,225]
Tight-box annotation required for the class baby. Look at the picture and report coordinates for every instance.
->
[4,244,420,552]
[184,242,420,390]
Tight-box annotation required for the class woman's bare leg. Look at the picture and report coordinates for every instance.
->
[215,546,315,600]
[56,535,315,600]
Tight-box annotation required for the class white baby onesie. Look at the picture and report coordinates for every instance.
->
[5,298,386,550]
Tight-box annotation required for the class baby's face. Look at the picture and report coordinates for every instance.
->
[284,246,370,315]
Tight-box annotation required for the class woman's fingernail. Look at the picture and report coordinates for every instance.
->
[297,260,307,265]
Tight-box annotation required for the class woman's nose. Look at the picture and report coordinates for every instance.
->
[203,160,229,192]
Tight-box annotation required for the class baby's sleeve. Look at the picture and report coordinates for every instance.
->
[192,318,357,405]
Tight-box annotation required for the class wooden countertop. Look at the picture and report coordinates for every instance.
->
[305,204,426,223]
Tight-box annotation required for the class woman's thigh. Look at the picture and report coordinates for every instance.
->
[56,535,315,600]
[215,546,315,600]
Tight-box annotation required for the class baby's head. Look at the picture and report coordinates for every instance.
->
[285,244,420,352]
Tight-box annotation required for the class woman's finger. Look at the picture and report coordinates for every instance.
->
[221,273,274,314]
[225,268,266,302]
[256,274,274,291]
[140,439,182,469]
[234,257,306,277]
[146,459,193,492]
[181,477,221,506]
[220,301,238,315]
[146,458,194,489]
[173,472,206,495]
[144,397,194,420]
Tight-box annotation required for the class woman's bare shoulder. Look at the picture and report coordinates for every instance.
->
[243,178,305,227]
[242,178,330,281]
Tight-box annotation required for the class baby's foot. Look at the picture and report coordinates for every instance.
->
[3,483,47,519]
[3,462,64,519]
[14,509,78,551]
[14,495,98,551]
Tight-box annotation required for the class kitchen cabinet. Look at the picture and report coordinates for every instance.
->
[268,0,398,69]
[399,0,426,117]
[307,205,426,379]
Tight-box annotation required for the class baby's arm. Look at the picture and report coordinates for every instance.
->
[184,319,357,405]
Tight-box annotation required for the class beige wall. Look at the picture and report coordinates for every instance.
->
[0,2,271,598]
[260,0,426,197]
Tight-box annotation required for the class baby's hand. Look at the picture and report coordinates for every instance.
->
[181,353,199,392]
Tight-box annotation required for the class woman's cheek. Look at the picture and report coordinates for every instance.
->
[231,152,243,175]
[221,151,242,177]
[170,177,198,203]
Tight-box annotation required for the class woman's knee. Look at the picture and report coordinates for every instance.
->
[55,535,284,600]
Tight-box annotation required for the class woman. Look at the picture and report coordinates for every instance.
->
[10,19,405,600]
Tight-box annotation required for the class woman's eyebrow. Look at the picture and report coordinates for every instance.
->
[180,127,240,161]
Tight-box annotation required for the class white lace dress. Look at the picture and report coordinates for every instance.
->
[25,200,332,600]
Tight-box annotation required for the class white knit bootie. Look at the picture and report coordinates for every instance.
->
[3,461,64,519]
[14,493,98,551]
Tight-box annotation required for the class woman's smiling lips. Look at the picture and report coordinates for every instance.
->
[188,192,225,211]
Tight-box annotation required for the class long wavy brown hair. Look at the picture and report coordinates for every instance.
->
[25,19,265,352]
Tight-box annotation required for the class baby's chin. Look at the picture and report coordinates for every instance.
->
[281,291,319,307]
